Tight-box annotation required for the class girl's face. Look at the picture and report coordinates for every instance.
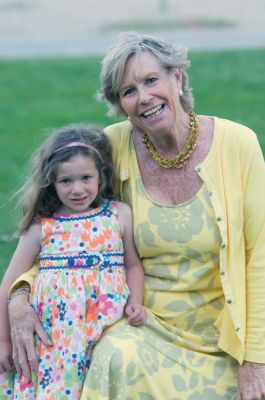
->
[54,153,100,214]
[119,51,182,137]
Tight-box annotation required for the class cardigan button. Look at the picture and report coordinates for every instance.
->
[220,271,225,276]
[196,167,201,173]
[120,171,129,179]
[217,217,222,222]
[236,327,240,332]
[227,299,232,304]
[221,243,226,249]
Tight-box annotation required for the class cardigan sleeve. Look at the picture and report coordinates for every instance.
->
[9,262,39,294]
[104,120,131,200]
[242,134,265,362]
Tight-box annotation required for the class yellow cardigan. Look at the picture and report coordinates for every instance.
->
[13,117,265,364]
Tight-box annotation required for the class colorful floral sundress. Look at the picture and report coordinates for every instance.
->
[3,200,129,400]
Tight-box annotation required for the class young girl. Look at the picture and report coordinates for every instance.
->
[0,124,146,399]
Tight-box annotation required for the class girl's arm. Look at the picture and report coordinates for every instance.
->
[117,202,147,326]
[0,223,41,342]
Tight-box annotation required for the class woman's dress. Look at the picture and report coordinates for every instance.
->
[81,142,238,400]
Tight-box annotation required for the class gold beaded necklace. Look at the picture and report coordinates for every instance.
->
[142,110,199,169]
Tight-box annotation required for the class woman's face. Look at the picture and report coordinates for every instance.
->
[119,51,182,136]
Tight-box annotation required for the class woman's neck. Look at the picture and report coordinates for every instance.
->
[135,109,191,157]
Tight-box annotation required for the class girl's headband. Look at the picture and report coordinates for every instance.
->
[53,141,102,160]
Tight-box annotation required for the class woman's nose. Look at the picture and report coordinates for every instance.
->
[138,88,151,104]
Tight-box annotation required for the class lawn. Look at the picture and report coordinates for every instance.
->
[0,48,264,279]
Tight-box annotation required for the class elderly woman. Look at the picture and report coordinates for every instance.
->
[3,32,265,399]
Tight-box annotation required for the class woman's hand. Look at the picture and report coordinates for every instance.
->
[0,340,15,374]
[8,292,52,383]
[236,361,265,399]
[125,303,147,326]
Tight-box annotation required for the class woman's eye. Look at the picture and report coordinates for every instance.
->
[122,87,135,97]
[146,77,157,84]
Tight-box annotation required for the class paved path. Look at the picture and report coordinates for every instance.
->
[0,0,264,57]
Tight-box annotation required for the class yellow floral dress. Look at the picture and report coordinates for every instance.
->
[81,140,238,400]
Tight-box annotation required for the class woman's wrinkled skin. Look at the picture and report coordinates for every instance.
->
[0,341,14,374]
[8,292,52,382]
[236,362,265,400]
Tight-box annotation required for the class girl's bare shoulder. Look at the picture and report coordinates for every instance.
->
[114,201,132,216]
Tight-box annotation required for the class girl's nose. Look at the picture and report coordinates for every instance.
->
[72,181,83,194]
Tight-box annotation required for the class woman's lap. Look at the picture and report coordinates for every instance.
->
[81,315,238,400]
[0,315,238,399]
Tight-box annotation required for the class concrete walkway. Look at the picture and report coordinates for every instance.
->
[0,0,264,57]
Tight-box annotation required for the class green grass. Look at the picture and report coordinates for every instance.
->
[0,49,264,279]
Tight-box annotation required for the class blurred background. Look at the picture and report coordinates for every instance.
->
[0,0,264,278]
[0,0,265,56]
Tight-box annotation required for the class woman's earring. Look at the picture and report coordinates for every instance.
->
[179,89,183,96]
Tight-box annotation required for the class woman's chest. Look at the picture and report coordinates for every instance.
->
[141,167,202,205]
[132,126,212,205]
[137,156,203,205]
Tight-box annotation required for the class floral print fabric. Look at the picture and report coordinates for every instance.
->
[0,200,129,399]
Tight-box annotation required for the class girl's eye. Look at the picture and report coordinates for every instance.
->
[60,178,71,184]
[82,175,92,181]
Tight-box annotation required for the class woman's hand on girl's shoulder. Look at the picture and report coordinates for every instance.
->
[0,340,14,374]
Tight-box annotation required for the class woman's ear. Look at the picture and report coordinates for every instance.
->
[174,68,182,83]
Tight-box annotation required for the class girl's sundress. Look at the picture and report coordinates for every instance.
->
[2,200,129,400]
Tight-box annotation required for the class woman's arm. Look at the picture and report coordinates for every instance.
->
[237,135,265,398]
[0,223,41,342]
[0,223,51,381]
[117,202,147,326]
[0,224,40,375]
[9,263,39,294]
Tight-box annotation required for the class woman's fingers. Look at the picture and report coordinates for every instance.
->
[24,332,38,372]
[8,293,52,381]
[12,345,22,378]
[8,293,37,379]
[34,315,52,347]
[3,357,15,372]
[18,344,31,382]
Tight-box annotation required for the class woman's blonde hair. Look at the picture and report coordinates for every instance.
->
[99,31,194,116]
[17,124,115,234]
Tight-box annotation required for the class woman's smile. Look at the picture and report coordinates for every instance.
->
[141,104,165,119]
